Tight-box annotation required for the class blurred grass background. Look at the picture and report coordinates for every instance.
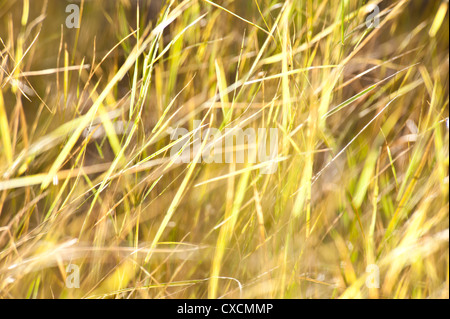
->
[0,0,448,298]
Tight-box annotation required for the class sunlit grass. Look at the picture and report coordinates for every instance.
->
[0,0,448,299]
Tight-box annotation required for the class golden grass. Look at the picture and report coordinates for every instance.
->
[0,0,448,299]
